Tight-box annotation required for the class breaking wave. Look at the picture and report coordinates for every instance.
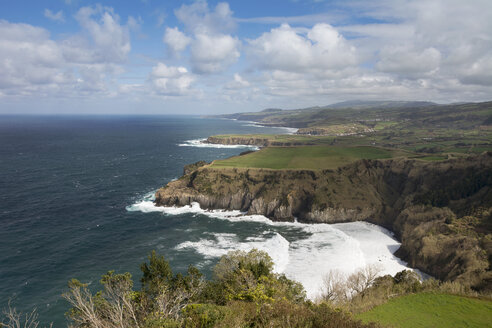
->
[177,138,260,150]
[127,195,414,299]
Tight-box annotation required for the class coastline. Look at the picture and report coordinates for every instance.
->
[153,151,492,291]
[128,196,417,300]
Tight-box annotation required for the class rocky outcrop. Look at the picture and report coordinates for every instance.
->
[183,161,209,175]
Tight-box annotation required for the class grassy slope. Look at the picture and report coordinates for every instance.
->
[357,293,492,328]
[211,146,411,170]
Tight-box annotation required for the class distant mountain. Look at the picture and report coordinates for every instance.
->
[324,100,437,109]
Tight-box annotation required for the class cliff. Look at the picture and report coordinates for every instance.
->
[155,153,492,290]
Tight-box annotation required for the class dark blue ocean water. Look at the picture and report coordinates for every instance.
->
[0,116,292,326]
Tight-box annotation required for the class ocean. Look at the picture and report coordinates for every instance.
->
[0,116,410,326]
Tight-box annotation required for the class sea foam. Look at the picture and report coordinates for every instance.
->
[127,195,415,299]
[177,138,260,150]
[175,232,290,273]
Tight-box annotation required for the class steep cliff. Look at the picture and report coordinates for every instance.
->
[156,153,490,224]
[155,153,492,290]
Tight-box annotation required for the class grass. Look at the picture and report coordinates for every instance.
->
[357,293,492,328]
[211,145,410,170]
[210,134,334,145]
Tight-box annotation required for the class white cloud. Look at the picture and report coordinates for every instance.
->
[0,5,133,98]
[191,33,240,73]
[74,5,130,63]
[174,1,235,34]
[248,24,357,73]
[170,1,240,74]
[149,63,194,95]
[0,20,71,92]
[44,9,65,22]
[377,46,441,78]
[225,73,250,89]
[163,27,191,54]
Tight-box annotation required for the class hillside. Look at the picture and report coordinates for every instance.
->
[216,101,492,130]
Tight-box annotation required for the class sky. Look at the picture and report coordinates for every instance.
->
[0,0,491,114]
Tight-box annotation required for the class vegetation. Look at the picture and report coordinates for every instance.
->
[58,250,382,328]
[3,250,491,327]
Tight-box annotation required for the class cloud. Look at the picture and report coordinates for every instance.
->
[163,27,191,54]
[191,33,240,73]
[171,1,240,74]
[149,63,194,95]
[44,9,65,22]
[174,1,235,34]
[73,5,130,63]
[225,73,250,89]
[247,23,357,73]
[247,24,358,83]
[377,46,441,78]
[0,20,71,92]
[0,5,133,97]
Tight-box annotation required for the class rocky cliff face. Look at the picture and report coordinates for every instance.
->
[155,153,492,290]
[156,153,491,226]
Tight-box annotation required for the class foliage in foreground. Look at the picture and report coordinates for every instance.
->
[3,249,491,328]
[60,249,378,328]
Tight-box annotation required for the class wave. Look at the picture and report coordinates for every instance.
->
[175,232,290,273]
[177,138,260,150]
[127,196,415,299]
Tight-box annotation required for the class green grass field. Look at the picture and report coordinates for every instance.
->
[211,146,410,170]
[211,133,335,145]
[357,293,492,328]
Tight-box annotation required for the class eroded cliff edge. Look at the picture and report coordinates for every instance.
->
[156,153,492,291]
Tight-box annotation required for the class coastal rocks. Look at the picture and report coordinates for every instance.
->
[154,165,384,224]
[155,152,492,228]
[303,207,376,223]
[183,161,209,175]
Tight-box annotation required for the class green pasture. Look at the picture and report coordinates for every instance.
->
[211,145,410,170]
[358,293,492,328]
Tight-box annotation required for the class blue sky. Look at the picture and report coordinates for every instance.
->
[0,0,491,114]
